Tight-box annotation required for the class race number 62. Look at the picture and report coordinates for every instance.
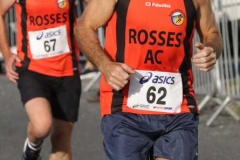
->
[146,86,167,105]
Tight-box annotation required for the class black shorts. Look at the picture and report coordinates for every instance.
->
[16,68,81,122]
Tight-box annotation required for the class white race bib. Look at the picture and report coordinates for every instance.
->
[127,70,183,113]
[28,25,70,59]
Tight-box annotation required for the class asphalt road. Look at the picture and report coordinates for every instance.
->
[0,74,240,160]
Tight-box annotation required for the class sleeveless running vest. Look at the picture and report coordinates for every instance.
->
[100,0,198,116]
[15,0,79,76]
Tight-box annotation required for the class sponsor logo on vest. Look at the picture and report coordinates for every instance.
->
[170,10,185,26]
[145,2,171,8]
[57,0,67,9]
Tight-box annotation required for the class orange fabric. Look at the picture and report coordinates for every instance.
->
[15,0,79,77]
[100,0,198,116]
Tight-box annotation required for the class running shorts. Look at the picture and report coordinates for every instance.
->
[101,112,199,160]
[16,67,81,122]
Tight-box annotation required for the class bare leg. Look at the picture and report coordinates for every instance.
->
[25,97,52,144]
[49,118,74,160]
[22,97,52,159]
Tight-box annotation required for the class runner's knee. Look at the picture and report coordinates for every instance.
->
[51,132,71,151]
[28,119,52,139]
[51,121,73,149]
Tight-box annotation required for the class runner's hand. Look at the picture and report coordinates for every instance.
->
[193,42,217,72]
[101,62,135,91]
[5,54,21,83]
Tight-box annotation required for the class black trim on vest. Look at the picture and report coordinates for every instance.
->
[20,0,30,68]
[115,0,130,63]
[79,0,85,14]
[110,0,130,114]
[69,0,79,71]
[181,0,198,113]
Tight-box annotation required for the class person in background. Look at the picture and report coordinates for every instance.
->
[80,60,98,80]
[0,0,84,159]
[74,0,222,160]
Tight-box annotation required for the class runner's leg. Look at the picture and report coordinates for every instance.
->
[49,119,74,160]
[22,97,52,160]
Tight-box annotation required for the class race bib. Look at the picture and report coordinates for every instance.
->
[127,70,183,113]
[28,25,70,59]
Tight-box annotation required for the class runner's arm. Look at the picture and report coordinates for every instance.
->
[74,0,117,72]
[0,0,16,59]
[0,0,21,83]
[195,0,222,58]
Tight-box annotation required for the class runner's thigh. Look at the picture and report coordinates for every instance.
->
[153,115,198,160]
[101,113,154,160]
[51,72,81,122]
[17,68,51,105]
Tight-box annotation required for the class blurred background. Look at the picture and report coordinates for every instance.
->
[1,0,240,160]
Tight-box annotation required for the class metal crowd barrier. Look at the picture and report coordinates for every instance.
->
[206,9,240,126]
[0,6,16,73]
[192,29,217,107]
[193,0,240,126]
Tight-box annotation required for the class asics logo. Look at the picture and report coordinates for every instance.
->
[139,72,153,84]
[36,32,44,40]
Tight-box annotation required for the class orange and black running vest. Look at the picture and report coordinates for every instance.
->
[100,0,199,116]
[15,0,79,76]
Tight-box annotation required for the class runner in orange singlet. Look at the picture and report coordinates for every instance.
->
[75,0,222,159]
[0,0,83,159]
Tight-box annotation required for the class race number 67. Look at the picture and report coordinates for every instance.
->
[44,39,56,52]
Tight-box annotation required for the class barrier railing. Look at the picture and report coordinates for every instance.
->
[193,0,240,126]
[0,6,16,73]
[205,14,240,126]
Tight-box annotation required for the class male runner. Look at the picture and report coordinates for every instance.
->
[75,0,222,159]
[0,0,82,159]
